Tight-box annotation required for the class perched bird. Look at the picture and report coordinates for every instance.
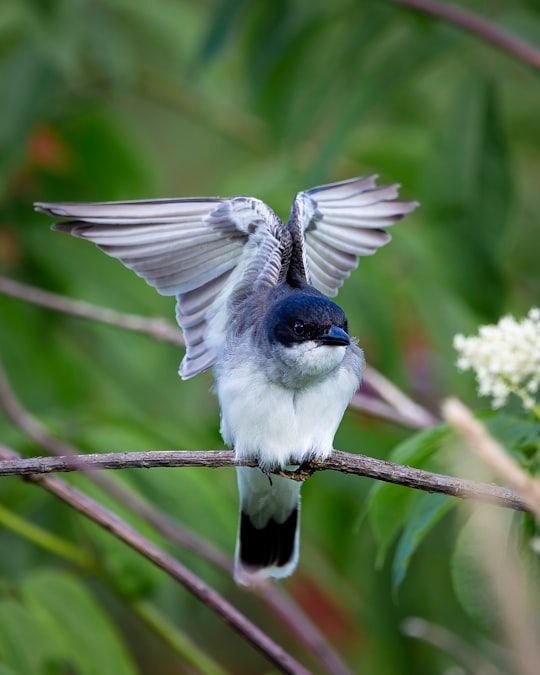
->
[36,175,417,586]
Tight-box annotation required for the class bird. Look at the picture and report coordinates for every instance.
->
[35,175,418,586]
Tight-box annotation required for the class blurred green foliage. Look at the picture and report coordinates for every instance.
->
[1,0,540,673]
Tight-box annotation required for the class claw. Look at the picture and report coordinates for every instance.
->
[261,465,273,487]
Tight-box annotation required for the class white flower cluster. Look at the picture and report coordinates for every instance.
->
[454,308,540,410]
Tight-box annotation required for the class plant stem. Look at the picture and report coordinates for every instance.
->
[0,502,90,566]
[131,600,229,675]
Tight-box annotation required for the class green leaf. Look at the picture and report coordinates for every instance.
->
[482,413,540,455]
[196,0,251,66]
[389,423,451,466]
[367,423,452,566]
[67,474,164,599]
[451,508,513,630]
[0,600,47,675]
[368,481,414,569]
[21,569,138,675]
[392,493,454,593]
[474,79,513,241]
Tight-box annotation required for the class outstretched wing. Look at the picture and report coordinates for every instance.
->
[289,175,418,297]
[35,197,289,378]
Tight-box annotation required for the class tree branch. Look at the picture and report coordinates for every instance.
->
[391,0,540,71]
[0,447,528,513]
[0,447,310,675]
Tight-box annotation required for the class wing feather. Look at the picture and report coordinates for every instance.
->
[53,223,222,246]
[289,175,418,296]
[320,214,407,228]
[42,199,218,222]
[36,196,288,378]
[303,245,344,283]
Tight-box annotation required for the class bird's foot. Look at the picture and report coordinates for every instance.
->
[260,465,273,486]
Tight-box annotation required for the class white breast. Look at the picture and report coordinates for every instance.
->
[215,344,362,470]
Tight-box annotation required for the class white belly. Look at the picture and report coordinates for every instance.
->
[215,354,360,470]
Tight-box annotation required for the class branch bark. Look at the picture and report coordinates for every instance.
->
[0,447,528,513]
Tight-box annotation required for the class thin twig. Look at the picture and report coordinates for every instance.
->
[0,447,528,513]
[129,600,229,675]
[0,447,310,675]
[354,365,439,428]
[0,276,183,345]
[350,391,410,424]
[0,354,351,675]
[402,617,503,675]
[442,398,540,520]
[391,0,540,71]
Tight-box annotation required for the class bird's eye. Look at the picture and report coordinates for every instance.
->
[293,321,305,336]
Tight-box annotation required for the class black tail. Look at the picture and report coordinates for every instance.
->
[235,467,301,585]
[239,508,298,568]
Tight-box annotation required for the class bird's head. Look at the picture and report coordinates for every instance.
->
[264,290,353,384]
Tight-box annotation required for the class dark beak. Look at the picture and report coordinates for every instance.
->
[317,325,350,346]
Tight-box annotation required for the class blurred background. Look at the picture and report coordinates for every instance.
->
[1,0,540,673]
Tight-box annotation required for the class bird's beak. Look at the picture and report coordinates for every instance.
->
[317,326,350,346]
